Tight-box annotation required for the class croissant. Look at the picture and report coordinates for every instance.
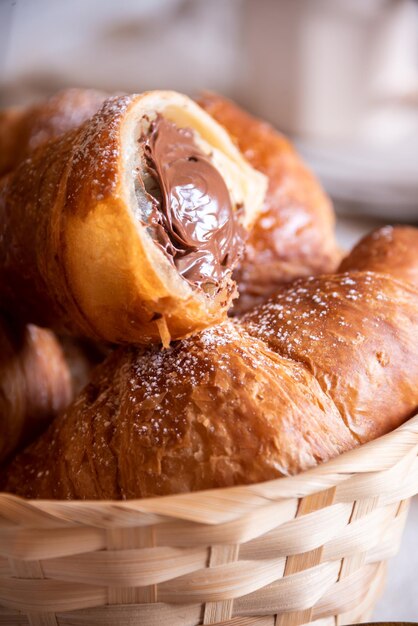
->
[0,89,339,317]
[197,93,341,313]
[0,92,267,344]
[0,88,106,178]
[4,226,417,499]
[0,317,73,464]
[1,89,339,309]
[339,224,418,289]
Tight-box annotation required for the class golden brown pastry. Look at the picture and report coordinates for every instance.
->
[1,323,356,499]
[0,317,72,464]
[339,225,418,289]
[0,92,267,344]
[242,282,417,445]
[197,92,341,313]
[0,88,338,320]
[0,88,106,177]
[4,227,418,499]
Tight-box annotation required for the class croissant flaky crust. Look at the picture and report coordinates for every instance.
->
[0,318,72,464]
[0,88,339,321]
[197,92,341,313]
[0,91,266,344]
[4,227,417,500]
[0,88,106,178]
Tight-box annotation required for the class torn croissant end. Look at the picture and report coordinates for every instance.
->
[156,316,171,349]
[0,91,267,344]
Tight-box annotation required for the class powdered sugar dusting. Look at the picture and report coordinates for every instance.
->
[241,271,388,359]
[127,320,303,416]
[26,88,106,153]
[67,95,136,206]
[129,323,236,400]
[371,225,394,242]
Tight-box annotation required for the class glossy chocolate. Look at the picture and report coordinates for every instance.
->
[139,114,245,290]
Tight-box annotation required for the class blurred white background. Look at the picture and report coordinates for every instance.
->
[1,0,417,620]
[1,0,418,221]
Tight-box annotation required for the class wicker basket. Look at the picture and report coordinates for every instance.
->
[0,414,417,626]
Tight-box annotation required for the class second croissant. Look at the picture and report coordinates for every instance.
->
[4,227,418,499]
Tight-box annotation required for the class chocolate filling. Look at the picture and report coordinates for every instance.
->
[138,114,245,292]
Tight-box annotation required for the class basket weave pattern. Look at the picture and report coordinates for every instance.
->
[0,415,417,626]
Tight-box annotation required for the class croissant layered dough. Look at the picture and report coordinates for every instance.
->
[0,92,267,343]
[197,93,341,313]
[4,227,418,499]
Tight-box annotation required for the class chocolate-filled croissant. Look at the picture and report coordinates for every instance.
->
[197,93,341,313]
[0,317,72,464]
[0,92,267,344]
[0,88,106,178]
[4,227,417,499]
[0,88,338,318]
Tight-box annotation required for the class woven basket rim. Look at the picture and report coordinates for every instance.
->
[0,413,417,526]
